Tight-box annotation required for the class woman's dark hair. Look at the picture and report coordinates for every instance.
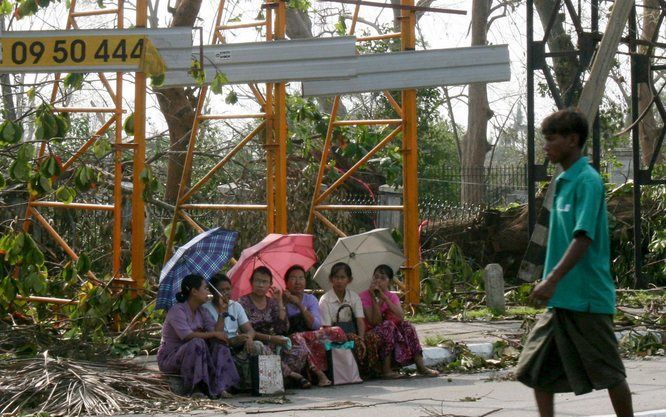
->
[285,265,306,282]
[209,273,231,303]
[373,264,394,280]
[250,266,273,284]
[329,262,352,280]
[176,274,205,302]
[540,108,588,148]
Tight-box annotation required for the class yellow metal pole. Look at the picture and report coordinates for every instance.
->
[274,0,288,234]
[131,0,147,290]
[401,0,420,305]
[113,0,124,278]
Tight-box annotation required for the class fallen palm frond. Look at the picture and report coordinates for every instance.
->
[0,351,231,416]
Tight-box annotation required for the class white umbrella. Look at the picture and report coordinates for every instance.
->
[313,228,406,293]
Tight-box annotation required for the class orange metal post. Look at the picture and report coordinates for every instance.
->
[400,0,420,305]
[273,0,288,234]
[265,4,276,233]
[113,0,124,278]
[305,96,340,233]
[131,0,148,289]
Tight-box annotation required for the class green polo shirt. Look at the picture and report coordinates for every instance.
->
[545,156,616,314]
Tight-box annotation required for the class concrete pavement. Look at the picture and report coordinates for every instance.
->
[119,357,666,417]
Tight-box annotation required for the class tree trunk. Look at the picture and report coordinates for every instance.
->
[638,0,662,166]
[461,0,492,205]
[533,0,580,101]
[157,0,202,204]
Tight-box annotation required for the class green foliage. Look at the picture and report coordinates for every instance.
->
[150,73,165,88]
[0,0,12,15]
[609,169,666,286]
[421,243,483,306]
[123,113,135,136]
[334,16,347,36]
[34,104,69,142]
[73,164,95,192]
[63,73,86,91]
[92,138,112,159]
[188,60,205,86]
[287,0,310,12]
[0,120,24,145]
[210,72,229,95]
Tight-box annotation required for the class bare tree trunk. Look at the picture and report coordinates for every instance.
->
[638,0,662,166]
[156,0,202,204]
[461,0,492,205]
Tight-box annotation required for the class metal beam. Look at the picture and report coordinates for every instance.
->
[159,36,357,87]
[301,45,510,96]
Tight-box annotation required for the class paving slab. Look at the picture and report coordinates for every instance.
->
[414,320,524,345]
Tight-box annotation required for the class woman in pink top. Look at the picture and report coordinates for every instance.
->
[359,265,439,379]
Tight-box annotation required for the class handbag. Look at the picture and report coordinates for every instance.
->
[333,304,358,334]
[249,354,284,396]
[288,313,309,333]
[325,341,362,385]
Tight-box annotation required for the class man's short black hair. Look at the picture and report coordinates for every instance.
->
[540,108,588,148]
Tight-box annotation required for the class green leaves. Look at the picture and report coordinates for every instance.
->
[1,232,45,268]
[63,73,86,90]
[287,0,311,12]
[150,73,165,88]
[34,104,70,141]
[211,72,229,95]
[92,138,112,158]
[39,155,62,178]
[74,165,95,192]
[188,60,205,86]
[0,0,12,15]
[0,120,24,145]
[334,16,347,36]
[123,113,135,136]
[76,253,91,275]
[147,241,166,267]
[225,90,238,105]
[55,185,76,204]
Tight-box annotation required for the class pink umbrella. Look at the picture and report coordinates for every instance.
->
[228,234,317,299]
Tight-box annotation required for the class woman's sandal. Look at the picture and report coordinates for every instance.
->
[381,371,406,380]
[317,377,332,387]
[297,376,312,389]
[417,368,440,377]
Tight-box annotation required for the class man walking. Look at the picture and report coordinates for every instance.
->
[516,108,634,417]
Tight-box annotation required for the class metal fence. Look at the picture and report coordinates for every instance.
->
[419,164,527,206]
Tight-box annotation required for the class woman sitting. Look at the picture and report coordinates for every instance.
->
[359,265,439,379]
[283,265,347,387]
[318,262,368,372]
[157,274,240,398]
[238,266,313,389]
[203,273,267,391]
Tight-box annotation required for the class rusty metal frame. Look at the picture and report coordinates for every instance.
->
[305,0,465,305]
[18,0,148,305]
[164,0,289,260]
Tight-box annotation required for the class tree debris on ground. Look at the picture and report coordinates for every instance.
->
[0,351,232,416]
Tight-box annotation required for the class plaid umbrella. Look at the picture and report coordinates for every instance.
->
[156,227,238,310]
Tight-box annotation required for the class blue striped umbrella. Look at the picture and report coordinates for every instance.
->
[156,227,238,310]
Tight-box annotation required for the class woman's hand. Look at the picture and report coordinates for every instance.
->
[245,336,256,354]
[270,335,290,346]
[229,334,248,347]
[211,331,229,345]
[282,289,300,306]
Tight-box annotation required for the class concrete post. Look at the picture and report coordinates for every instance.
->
[378,184,403,230]
[484,263,505,313]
